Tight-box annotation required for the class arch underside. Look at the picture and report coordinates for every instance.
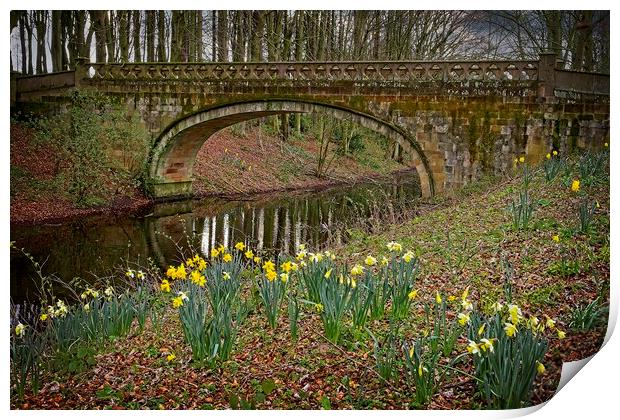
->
[149,100,434,198]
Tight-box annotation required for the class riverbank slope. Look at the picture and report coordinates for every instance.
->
[10,123,410,225]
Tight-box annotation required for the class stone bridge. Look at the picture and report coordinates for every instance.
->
[11,53,610,199]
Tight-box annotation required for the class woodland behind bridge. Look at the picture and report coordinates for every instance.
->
[10,10,610,75]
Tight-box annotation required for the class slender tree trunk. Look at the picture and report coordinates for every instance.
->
[195,11,203,61]
[145,11,155,61]
[217,10,228,61]
[282,11,292,61]
[105,11,116,62]
[19,13,27,73]
[132,11,141,62]
[211,11,217,61]
[157,11,167,61]
[171,11,183,61]
[61,11,71,68]
[26,12,34,74]
[34,10,48,72]
[251,11,264,61]
[118,11,129,62]
[51,11,62,71]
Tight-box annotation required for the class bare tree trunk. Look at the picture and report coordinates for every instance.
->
[60,11,71,68]
[26,12,34,74]
[105,11,116,62]
[171,11,182,61]
[195,11,203,61]
[118,11,130,62]
[211,11,217,61]
[34,11,48,72]
[51,11,62,71]
[217,10,228,61]
[157,11,167,61]
[18,12,27,73]
[132,11,141,62]
[282,11,292,61]
[251,11,264,61]
[146,11,155,61]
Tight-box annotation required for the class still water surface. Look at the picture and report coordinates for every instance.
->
[10,171,421,303]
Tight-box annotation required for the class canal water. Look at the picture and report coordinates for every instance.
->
[10,170,421,303]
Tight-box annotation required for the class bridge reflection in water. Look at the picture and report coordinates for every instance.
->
[149,170,420,267]
[10,171,420,303]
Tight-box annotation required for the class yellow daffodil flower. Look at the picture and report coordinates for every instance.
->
[176,264,187,280]
[381,256,389,266]
[457,312,470,326]
[553,150,558,156]
[536,361,545,375]
[418,365,428,377]
[15,323,26,337]
[281,261,293,273]
[461,299,473,311]
[466,340,480,355]
[386,241,403,252]
[403,251,415,263]
[265,270,277,282]
[245,250,254,260]
[546,153,551,159]
[408,289,418,300]
[280,273,289,283]
[160,279,171,293]
[504,322,518,337]
[263,260,275,272]
[435,292,442,305]
[223,272,231,281]
[478,324,486,336]
[552,234,559,242]
[507,304,522,324]
[254,256,261,264]
[126,270,135,278]
[519,156,525,163]
[167,354,176,362]
[545,316,556,329]
[172,296,183,308]
[222,253,232,263]
[235,242,245,251]
[324,268,333,279]
[604,142,608,148]
[350,264,364,276]
[315,303,323,313]
[197,259,207,271]
[480,338,495,353]
[365,255,377,266]
[557,330,566,339]
[40,313,48,321]
[571,179,580,192]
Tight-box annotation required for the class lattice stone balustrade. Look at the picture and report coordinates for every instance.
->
[83,60,540,83]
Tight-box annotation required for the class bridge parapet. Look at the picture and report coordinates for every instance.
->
[82,59,540,84]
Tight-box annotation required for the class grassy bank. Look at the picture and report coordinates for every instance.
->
[10,150,609,410]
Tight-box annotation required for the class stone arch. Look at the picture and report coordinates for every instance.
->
[148,99,435,198]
